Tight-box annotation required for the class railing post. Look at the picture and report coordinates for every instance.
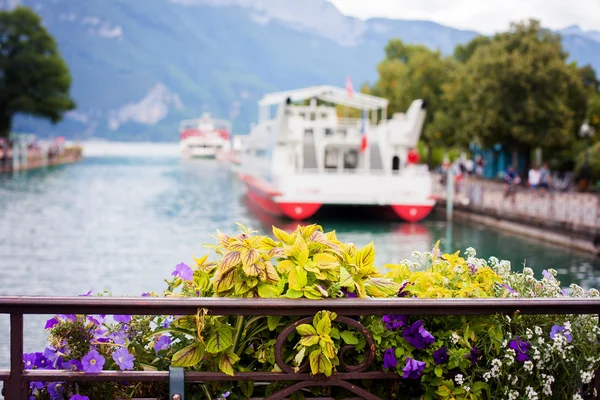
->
[169,366,185,400]
[7,313,27,400]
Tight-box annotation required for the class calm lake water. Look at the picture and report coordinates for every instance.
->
[1,142,599,371]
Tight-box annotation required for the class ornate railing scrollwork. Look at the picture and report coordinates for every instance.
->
[271,314,386,400]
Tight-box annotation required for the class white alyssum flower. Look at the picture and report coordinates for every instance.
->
[512,375,518,385]
[523,360,534,373]
[534,326,543,336]
[526,328,533,339]
[508,390,519,400]
[463,385,471,393]
[465,247,476,257]
[454,374,464,386]
[450,332,460,344]
[573,394,584,400]
[588,288,599,297]
[523,267,534,276]
[525,386,538,400]
[581,370,593,384]
[541,373,554,396]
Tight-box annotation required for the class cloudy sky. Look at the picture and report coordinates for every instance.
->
[328,0,600,34]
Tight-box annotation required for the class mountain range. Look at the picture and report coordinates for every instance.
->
[2,0,600,142]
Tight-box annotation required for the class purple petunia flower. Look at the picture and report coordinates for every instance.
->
[550,325,573,342]
[79,290,93,297]
[34,353,50,369]
[45,318,59,329]
[154,335,171,355]
[382,315,408,331]
[30,381,45,390]
[402,357,426,380]
[141,292,151,297]
[469,346,480,366]
[341,288,357,298]
[47,381,65,398]
[162,316,175,328]
[70,395,90,400]
[23,353,36,370]
[110,331,127,345]
[82,350,105,373]
[113,315,132,324]
[383,348,397,370]
[58,314,77,322]
[433,346,448,365]
[509,336,531,363]
[62,359,83,371]
[402,320,435,349]
[499,284,517,294]
[468,263,478,274]
[112,348,135,371]
[397,282,410,297]
[172,262,193,281]
[542,270,552,280]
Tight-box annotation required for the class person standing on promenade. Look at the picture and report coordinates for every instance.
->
[504,166,521,201]
[539,163,552,194]
[528,165,541,192]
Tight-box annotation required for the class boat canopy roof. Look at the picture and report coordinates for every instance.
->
[258,85,388,111]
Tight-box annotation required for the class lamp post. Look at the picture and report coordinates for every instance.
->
[579,120,596,183]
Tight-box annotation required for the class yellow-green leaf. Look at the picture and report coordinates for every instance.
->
[241,249,260,268]
[309,349,332,376]
[313,253,339,268]
[285,288,303,298]
[214,267,237,293]
[267,316,281,331]
[365,278,401,298]
[319,336,336,358]
[258,283,281,298]
[272,226,293,244]
[276,260,295,274]
[356,242,375,271]
[294,346,307,366]
[340,331,359,345]
[339,267,354,288]
[172,343,205,367]
[294,236,309,267]
[206,327,233,354]
[296,323,317,336]
[243,260,264,277]
[315,313,331,336]
[289,265,307,290]
[219,351,240,376]
[262,261,280,283]
[303,286,323,300]
[221,251,241,270]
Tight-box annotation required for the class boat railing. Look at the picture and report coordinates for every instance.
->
[1,296,600,399]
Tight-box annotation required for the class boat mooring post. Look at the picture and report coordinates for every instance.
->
[446,168,454,220]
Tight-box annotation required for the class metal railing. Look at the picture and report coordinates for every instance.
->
[2,296,600,400]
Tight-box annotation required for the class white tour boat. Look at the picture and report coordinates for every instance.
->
[237,85,435,222]
[179,113,231,158]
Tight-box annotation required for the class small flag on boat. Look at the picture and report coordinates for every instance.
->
[346,76,353,98]
[360,109,368,153]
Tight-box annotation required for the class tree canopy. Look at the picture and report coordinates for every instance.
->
[0,6,75,138]
[372,39,455,147]
[437,20,589,152]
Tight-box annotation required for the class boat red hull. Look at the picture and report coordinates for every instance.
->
[390,204,434,222]
[240,174,434,223]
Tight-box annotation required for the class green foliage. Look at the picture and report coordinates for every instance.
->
[575,141,600,182]
[372,40,457,148]
[438,19,588,152]
[0,6,75,138]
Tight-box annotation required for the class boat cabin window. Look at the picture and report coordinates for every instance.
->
[325,128,333,136]
[304,129,314,136]
[310,113,316,121]
[285,109,293,116]
[321,113,328,119]
[299,112,306,119]
[392,156,400,171]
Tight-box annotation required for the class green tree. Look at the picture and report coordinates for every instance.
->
[372,39,456,163]
[440,20,588,164]
[453,35,491,63]
[0,6,75,138]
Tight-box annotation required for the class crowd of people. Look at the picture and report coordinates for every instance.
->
[0,137,81,171]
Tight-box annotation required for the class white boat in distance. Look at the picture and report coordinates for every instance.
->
[179,113,232,158]
[237,85,436,222]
